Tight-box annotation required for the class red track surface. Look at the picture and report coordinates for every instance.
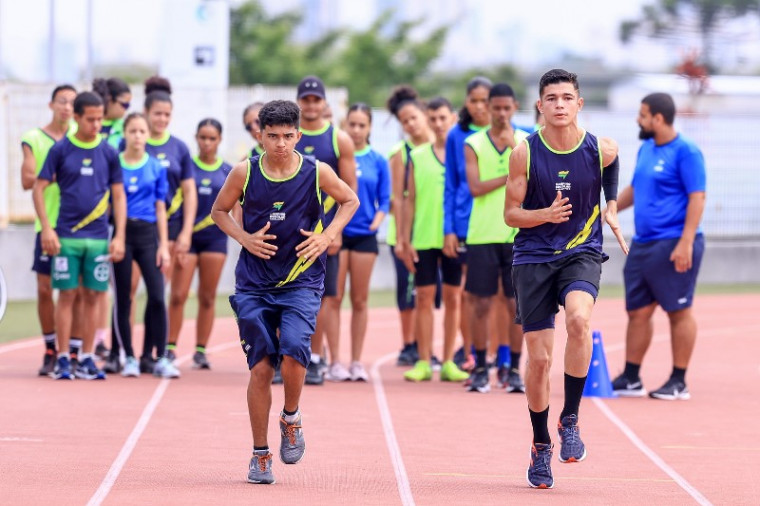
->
[1,294,757,505]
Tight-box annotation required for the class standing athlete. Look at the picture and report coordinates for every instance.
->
[295,75,357,384]
[504,69,626,489]
[212,100,358,484]
[611,92,706,401]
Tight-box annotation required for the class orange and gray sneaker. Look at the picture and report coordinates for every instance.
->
[247,450,275,484]
[279,411,305,464]
[557,414,587,463]
[527,442,554,489]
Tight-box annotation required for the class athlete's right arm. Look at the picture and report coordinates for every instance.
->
[33,177,59,255]
[504,141,572,228]
[389,150,407,258]
[211,161,277,259]
[21,144,37,190]
[464,144,507,197]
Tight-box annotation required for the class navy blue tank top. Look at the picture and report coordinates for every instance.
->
[234,153,325,294]
[513,130,604,264]
[191,156,232,243]
[296,122,340,223]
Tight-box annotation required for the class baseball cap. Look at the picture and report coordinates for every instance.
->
[297,76,326,100]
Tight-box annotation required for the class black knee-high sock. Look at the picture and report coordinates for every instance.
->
[510,351,521,371]
[560,373,587,421]
[529,407,551,444]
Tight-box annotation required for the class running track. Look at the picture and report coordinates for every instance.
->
[0,294,757,505]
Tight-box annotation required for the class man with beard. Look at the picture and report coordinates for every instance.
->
[611,92,706,401]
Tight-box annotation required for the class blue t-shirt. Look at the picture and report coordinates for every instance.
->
[632,134,706,243]
[344,146,390,237]
[38,134,122,239]
[192,156,232,242]
[121,153,168,223]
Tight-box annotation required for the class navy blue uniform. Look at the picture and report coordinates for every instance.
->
[229,153,325,369]
[190,156,232,254]
[144,134,194,239]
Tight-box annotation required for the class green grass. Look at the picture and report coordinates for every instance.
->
[1,284,758,344]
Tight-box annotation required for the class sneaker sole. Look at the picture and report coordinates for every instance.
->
[614,388,647,398]
[280,447,305,465]
[506,386,526,394]
[468,384,491,393]
[558,448,587,463]
[526,468,554,489]
[247,477,276,484]
[649,391,691,401]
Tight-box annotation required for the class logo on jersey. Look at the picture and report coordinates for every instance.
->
[270,201,286,221]
[83,159,92,166]
[303,146,315,154]
[81,158,94,176]
[556,170,571,191]
[654,159,665,172]
[198,177,213,195]
[558,170,569,179]
[157,153,170,167]
[128,176,139,193]
[201,178,211,186]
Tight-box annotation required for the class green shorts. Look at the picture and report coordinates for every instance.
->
[52,238,110,292]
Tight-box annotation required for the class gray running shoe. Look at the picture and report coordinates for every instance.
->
[39,351,56,376]
[153,357,181,379]
[304,360,324,385]
[165,349,177,363]
[467,367,491,393]
[279,412,305,464]
[192,351,211,369]
[506,368,526,393]
[527,443,554,489]
[121,357,140,378]
[94,342,109,360]
[557,414,587,463]
[247,451,275,484]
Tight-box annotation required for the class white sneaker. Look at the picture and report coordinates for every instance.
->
[325,362,351,382]
[153,357,181,379]
[349,361,368,382]
[121,356,140,378]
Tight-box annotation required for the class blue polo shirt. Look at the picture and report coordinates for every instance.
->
[632,134,706,243]
[121,153,168,223]
[344,146,390,237]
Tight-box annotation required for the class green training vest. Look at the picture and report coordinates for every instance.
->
[410,143,445,250]
[21,128,61,232]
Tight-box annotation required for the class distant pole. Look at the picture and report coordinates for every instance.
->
[85,0,93,82]
[49,0,55,82]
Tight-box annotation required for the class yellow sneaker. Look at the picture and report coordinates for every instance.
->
[440,360,470,382]
[404,360,432,382]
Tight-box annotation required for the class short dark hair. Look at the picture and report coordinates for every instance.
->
[490,83,515,100]
[427,96,453,112]
[51,84,76,102]
[538,69,579,97]
[242,102,265,123]
[73,91,103,115]
[258,100,300,130]
[642,92,676,125]
[197,117,223,135]
[92,77,130,103]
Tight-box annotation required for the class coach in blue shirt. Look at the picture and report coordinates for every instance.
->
[611,92,706,401]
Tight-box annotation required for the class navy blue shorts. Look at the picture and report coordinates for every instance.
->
[624,235,704,313]
[323,253,339,297]
[32,232,52,275]
[168,219,182,241]
[229,287,322,370]
[189,235,228,255]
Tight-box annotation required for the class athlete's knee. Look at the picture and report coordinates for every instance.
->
[197,291,215,311]
[565,311,590,340]
[250,359,274,383]
[628,303,656,323]
[37,279,54,300]
[170,288,189,308]
[350,295,368,312]
[469,295,491,319]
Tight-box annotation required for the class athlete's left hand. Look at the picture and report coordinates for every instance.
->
[109,236,125,263]
[157,245,172,276]
[296,229,332,260]
[603,205,628,255]
[670,238,693,273]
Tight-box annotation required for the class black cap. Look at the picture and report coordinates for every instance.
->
[297,75,326,100]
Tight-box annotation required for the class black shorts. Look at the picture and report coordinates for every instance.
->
[32,232,52,275]
[512,252,602,329]
[168,219,182,241]
[415,248,462,287]
[465,243,515,297]
[341,234,379,254]
[189,235,228,255]
[323,253,339,297]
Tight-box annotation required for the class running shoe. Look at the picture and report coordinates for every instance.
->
[75,356,106,380]
[430,355,442,372]
[272,363,283,385]
[611,373,647,397]
[496,365,510,389]
[396,344,418,366]
[506,369,526,394]
[649,377,691,401]
[39,350,56,376]
[452,346,466,368]
[526,442,554,489]
[304,360,324,385]
[53,356,74,380]
[557,414,587,463]
[403,360,432,382]
[325,362,351,382]
[121,356,140,378]
[192,351,211,370]
[140,356,157,374]
[467,367,490,393]
[153,357,181,379]
[279,411,306,464]
[103,357,121,374]
[247,451,275,484]
[349,361,369,382]
[94,342,109,360]
[165,349,177,363]
[439,360,469,382]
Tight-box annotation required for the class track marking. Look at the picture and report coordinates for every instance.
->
[592,398,713,505]
[86,340,239,506]
[663,445,760,451]
[425,472,674,483]
[0,339,39,355]
[0,436,43,442]
[371,352,415,506]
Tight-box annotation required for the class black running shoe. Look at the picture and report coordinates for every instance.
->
[452,346,466,368]
[304,360,323,385]
[192,351,211,370]
[611,373,646,397]
[506,368,526,394]
[39,350,56,376]
[527,443,554,489]
[140,356,157,374]
[496,365,509,389]
[396,344,418,366]
[94,342,109,360]
[649,377,690,401]
[467,367,490,393]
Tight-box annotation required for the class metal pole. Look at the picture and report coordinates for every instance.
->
[85,0,93,83]
[49,0,56,82]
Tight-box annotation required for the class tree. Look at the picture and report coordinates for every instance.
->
[619,0,760,72]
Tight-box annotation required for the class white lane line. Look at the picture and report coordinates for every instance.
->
[0,436,43,442]
[592,398,713,506]
[0,339,38,355]
[86,340,239,506]
[371,352,415,506]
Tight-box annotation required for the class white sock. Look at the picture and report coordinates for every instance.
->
[282,410,300,423]
[310,353,321,364]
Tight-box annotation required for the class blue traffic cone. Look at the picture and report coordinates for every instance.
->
[582,330,616,398]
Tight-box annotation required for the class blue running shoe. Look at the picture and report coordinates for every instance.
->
[557,414,587,463]
[75,356,106,380]
[279,412,305,464]
[247,450,275,484]
[527,443,554,489]
[53,356,74,380]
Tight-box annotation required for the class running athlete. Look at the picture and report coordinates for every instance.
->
[211,100,358,485]
[295,75,357,384]
[385,86,434,367]
[243,102,265,158]
[109,112,176,378]
[167,118,233,370]
[399,98,469,383]
[464,83,528,394]
[21,84,80,375]
[504,69,625,489]
[336,103,390,382]
[33,91,127,381]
